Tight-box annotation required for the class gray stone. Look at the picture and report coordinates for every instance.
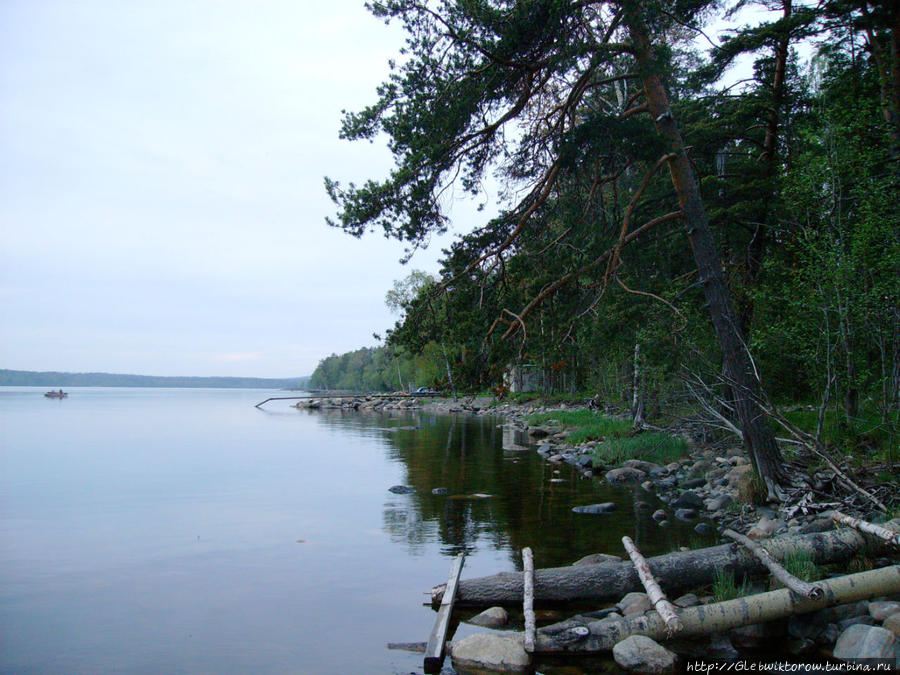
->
[573,553,623,566]
[652,509,667,522]
[681,478,706,489]
[673,491,705,509]
[620,592,652,616]
[675,508,697,521]
[622,459,662,474]
[838,615,877,632]
[673,593,699,608]
[833,624,898,663]
[432,487,449,495]
[668,635,739,662]
[468,606,509,628]
[694,522,713,535]
[606,467,647,483]
[529,426,551,438]
[572,502,617,515]
[870,602,900,622]
[388,485,415,494]
[747,516,777,539]
[706,494,733,511]
[450,633,530,673]
[883,613,900,637]
[612,635,677,673]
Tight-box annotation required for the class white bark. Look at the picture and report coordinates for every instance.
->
[622,536,682,634]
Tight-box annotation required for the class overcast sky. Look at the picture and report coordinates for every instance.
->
[0,0,490,378]
[1,2,790,379]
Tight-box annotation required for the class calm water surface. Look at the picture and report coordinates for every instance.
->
[0,387,705,674]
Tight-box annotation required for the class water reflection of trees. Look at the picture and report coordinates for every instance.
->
[311,409,708,566]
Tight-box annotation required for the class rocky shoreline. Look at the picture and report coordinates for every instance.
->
[294,394,900,672]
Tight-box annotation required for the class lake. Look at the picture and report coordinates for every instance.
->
[0,387,704,674]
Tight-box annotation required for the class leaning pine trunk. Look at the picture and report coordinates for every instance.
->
[623,2,788,499]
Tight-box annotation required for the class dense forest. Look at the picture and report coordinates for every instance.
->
[317,0,898,497]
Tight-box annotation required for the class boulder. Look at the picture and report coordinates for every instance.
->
[450,633,530,673]
[747,516,777,539]
[883,613,900,637]
[833,624,898,663]
[622,459,661,474]
[706,494,733,511]
[675,508,697,521]
[652,509,667,522]
[673,491,705,509]
[388,485,415,494]
[468,606,509,628]
[619,592,652,616]
[606,467,647,483]
[870,602,900,622]
[612,635,677,673]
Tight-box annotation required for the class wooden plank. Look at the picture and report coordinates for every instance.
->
[424,552,465,673]
[523,547,536,653]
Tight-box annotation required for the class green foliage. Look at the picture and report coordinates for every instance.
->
[526,410,631,437]
[322,0,899,479]
[780,550,819,583]
[591,433,690,465]
[712,569,752,602]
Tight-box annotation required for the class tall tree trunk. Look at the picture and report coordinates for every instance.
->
[623,4,789,499]
[741,0,793,336]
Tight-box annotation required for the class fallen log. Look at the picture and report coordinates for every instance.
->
[431,521,900,608]
[533,564,900,653]
[833,511,900,547]
[722,529,823,599]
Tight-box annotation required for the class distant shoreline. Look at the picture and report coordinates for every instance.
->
[0,369,309,390]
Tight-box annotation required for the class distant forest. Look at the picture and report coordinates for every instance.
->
[0,369,309,390]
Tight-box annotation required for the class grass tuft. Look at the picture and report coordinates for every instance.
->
[592,433,690,465]
[712,568,751,602]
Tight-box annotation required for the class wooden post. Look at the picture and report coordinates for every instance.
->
[424,553,465,673]
[723,529,823,599]
[833,511,900,547]
[523,547,536,653]
[622,536,682,634]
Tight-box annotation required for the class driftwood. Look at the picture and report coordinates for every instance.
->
[534,565,900,653]
[722,529,823,599]
[523,548,536,653]
[432,523,900,607]
[424,553,465,672]
[622,536,682,634]
[833,511,900,547]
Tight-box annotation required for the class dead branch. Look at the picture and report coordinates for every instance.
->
[833,511,900,547]
[622,536,682,634]
[722,529,823,600]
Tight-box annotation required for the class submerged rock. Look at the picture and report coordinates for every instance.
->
[572,502,617,515]
[388,485,415,494]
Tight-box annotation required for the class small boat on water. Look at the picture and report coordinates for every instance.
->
[44,390,68,398]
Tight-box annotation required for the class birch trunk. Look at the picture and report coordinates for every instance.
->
[534,566,900,653]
